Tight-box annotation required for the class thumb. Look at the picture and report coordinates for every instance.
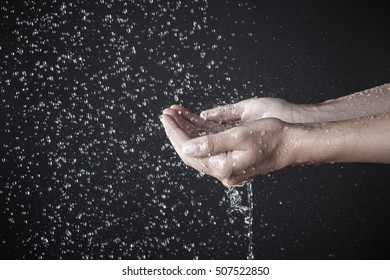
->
[182,130,240,158]
[200,103,243,123]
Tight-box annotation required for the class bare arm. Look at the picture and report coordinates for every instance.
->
[298,83,390,123]
[161,84,390,186]
[163,110,390,186]
[200,83,390,124]
[288,112,390,165]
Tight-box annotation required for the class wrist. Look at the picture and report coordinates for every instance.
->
[293,103,330,123]
[276,122,310,169]
[284,122,338,166]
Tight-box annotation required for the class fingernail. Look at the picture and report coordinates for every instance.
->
[182,141,196,155]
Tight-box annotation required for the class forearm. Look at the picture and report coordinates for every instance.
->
[297,83,390,123]
[287,113,390,165]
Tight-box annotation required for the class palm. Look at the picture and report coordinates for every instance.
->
[161,105,231,182]
[201,98,297,124]
[165,105,233,138]
[243,98,293,122]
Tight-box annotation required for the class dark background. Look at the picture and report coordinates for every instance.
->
[1,0,389,259]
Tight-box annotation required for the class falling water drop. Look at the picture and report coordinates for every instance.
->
[2,0,266,260]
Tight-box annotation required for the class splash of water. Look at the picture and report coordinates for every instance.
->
[226,181,254,260]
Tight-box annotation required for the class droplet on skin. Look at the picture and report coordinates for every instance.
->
[198,141,209,154]
[208,154,226,170]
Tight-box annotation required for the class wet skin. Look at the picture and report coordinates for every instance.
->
[161,84,390,187]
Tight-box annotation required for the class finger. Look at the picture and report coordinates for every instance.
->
[161,114,212,175]
[182,127,245,158]
[225,176,249,187]
[220,151,250,186]
[168,105,228,135]
[162,108,200,137]
[225,152,268,187]
[161,114,191,151]
[169,104,205,127]
[200,102,244,123]
[198,149,249,186]
[224,169,254,187]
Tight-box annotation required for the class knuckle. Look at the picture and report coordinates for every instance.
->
[205,136,215,155]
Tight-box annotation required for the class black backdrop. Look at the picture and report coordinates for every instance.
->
[1,0,389,259]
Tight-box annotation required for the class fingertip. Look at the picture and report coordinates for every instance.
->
[159,113,169,124]
[182,140,196,155]
[162,108,171,115]
[161,113,178,124]
[170,104,184,110]
[164,107,180,116]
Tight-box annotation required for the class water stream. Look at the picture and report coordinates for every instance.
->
[227,181,254,260]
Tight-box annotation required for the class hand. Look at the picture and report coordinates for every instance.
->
[162,104,233,138]
[200,97,305,124]
[161,105,292,186]
[160,104,235,184]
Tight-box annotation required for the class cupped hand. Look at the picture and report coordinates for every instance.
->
[161,105,292,187]
[200,98,305,124]
[162,104,234,138]
[160,105,235,185]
